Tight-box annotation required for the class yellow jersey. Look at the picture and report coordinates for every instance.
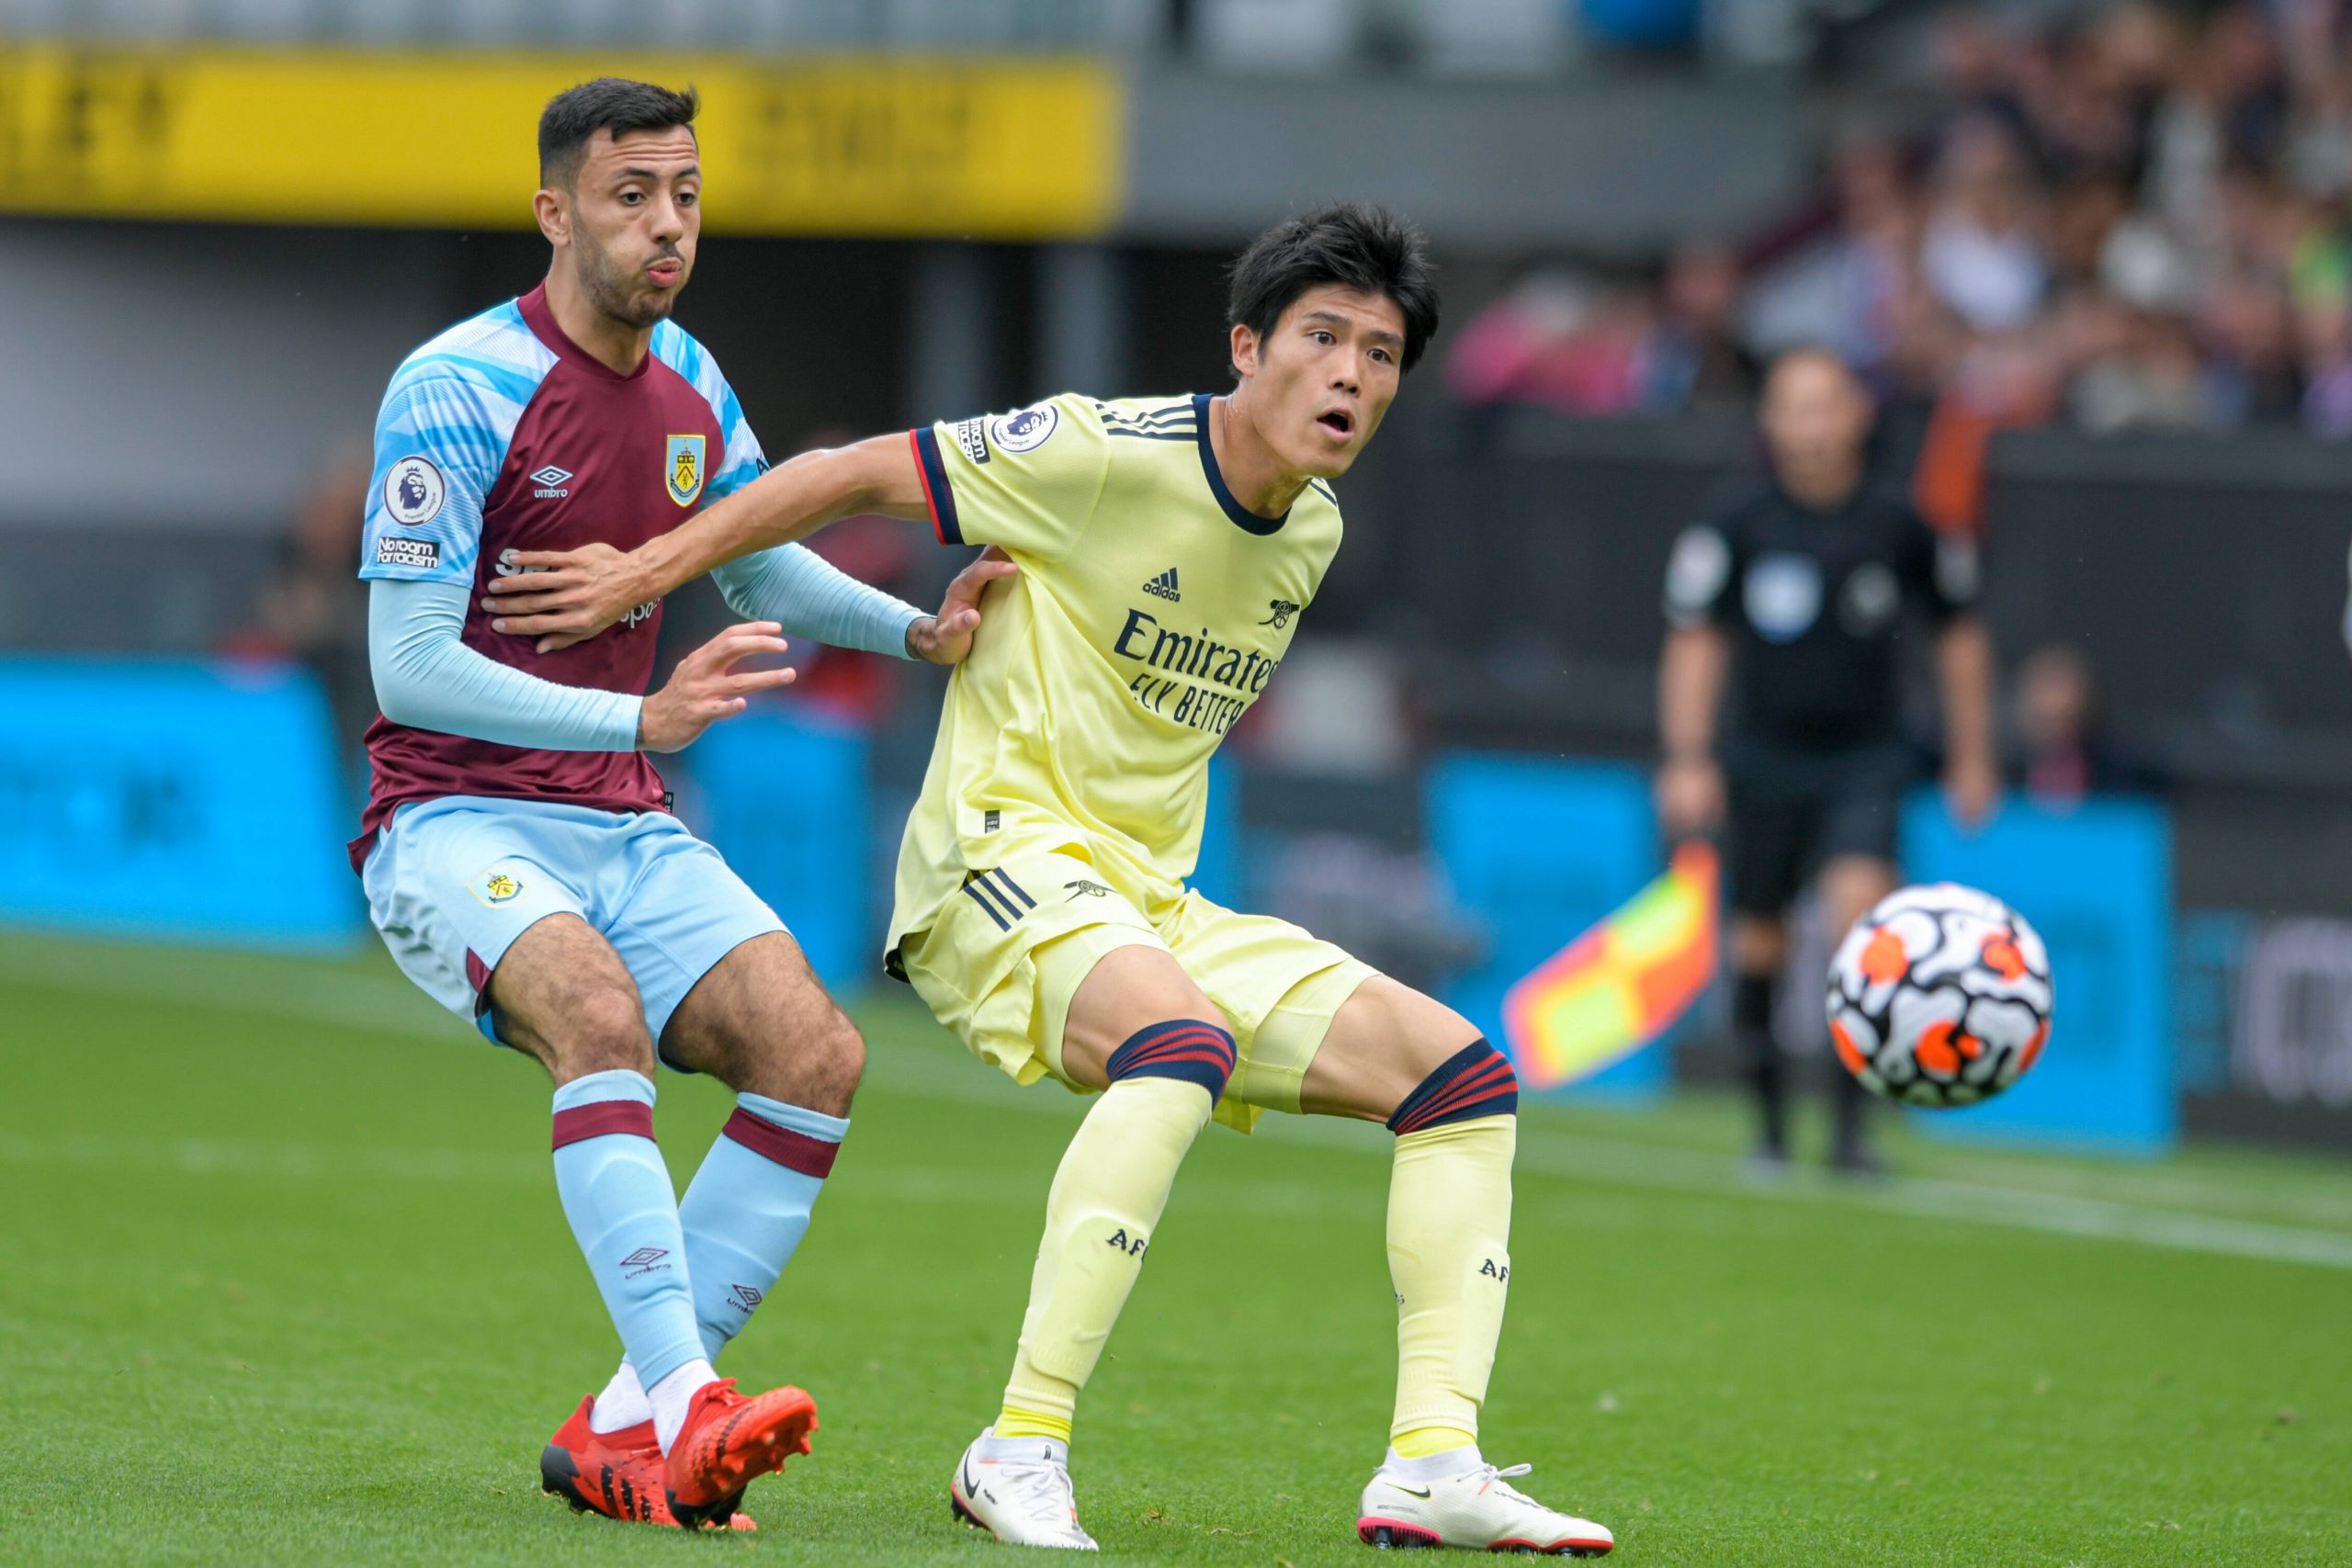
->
[888,391,1342,974]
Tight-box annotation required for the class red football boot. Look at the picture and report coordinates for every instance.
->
[662,1379,820,1529]
[540,1396,755,1530]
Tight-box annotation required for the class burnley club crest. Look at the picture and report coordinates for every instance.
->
[665,434,707,508]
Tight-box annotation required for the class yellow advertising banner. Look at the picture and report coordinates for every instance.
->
[0,46,1123,237]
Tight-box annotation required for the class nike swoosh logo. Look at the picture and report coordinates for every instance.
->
[1386,1482,1433,1498]
[962,1456,980,1501]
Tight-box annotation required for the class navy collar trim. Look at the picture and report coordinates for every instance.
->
[1193,393,1289,536]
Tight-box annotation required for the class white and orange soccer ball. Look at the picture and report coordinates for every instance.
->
[1826,883,2053,1107]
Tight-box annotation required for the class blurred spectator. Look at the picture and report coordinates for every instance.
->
[2011,643,2164,803]
[2070,307,2213,429]
[1638,241,1761,409]
[1459,0,2352,442]
[1920,114,2049,333]
[1445,267,1652,415]
[1741,135,1924,379]
[2300,298,2352,431]
[222,442,373,754]
[1911,332,2061,531]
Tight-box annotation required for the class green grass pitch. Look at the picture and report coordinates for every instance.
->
[3,930,2349,1566]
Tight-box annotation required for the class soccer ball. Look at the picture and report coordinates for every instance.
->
[1826,883,2053,1107]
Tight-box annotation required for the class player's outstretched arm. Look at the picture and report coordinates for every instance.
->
[484,434,926,649]
[707,539,1016,668]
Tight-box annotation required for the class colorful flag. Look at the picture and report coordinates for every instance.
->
[1501,840,1720,1089]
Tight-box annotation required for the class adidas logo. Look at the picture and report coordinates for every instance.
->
[1143,567,1182,602]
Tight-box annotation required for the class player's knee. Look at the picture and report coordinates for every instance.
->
[712,1000,865,1111]
[807,1005,866,1092]
[1386,1038,1519,1135]
[553,987,658,1081]
[1103,1017,1238,1100]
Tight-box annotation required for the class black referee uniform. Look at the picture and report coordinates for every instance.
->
[1664,482,1979,1153]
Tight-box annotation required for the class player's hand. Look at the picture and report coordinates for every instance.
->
[1656,754,1725,838]
[482,541,654,653]
[638,622,795,753]
[1944,752,2002,831]
[906,548,1018,666]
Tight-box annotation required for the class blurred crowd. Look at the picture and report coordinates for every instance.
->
[1451,1,2352,453]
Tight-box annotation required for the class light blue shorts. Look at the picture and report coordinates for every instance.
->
[360,795,786,1065]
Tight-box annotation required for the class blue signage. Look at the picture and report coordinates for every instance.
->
[1902,794,2175,1155]
[1427,755,1673,1100]
[1188,757,1244,909]
[686,710,873,995]
[0,656,358,951]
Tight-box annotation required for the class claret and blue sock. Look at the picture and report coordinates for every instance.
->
[587,1090,849,1446]
[548,1069,713,1451]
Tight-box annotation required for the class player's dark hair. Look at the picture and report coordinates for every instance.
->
[1226,202,1440,374]
[538,78,700,189]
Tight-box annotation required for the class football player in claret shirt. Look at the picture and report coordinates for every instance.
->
[491,204,1615,1556]
[355,79,1003,1530]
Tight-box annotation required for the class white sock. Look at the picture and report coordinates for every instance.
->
[649,1357,718,1453]
[590,1360,652,1434]
[1381,1443,1482,1480]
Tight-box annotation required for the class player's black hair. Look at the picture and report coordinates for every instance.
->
[538,78,700,189]
[1226,202,1440,374]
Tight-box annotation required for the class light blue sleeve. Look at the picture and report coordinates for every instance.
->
[655,321,768,505]
[708,545,927,660]
[360,364,507,586]
[368,579,641,750]
[707,378,768,506]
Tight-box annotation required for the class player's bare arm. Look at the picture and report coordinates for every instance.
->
[484,434,943,649]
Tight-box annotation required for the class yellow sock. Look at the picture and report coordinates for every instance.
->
[994,1404,1073,1443]
[999,1075,1213,1438]
[1387,1112,1516,1449]
[1392,1424,1480,1459]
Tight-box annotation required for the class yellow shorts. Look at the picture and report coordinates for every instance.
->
[895,844,1377,1134]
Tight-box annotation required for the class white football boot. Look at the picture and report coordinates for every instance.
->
[949,1427,1099,1551]
[1357,1448,1614,1555]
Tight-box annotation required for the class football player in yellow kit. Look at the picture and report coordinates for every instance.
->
[483,204,1613,1557]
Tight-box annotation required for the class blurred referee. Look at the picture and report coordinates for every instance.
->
[1656,348,1997,1173]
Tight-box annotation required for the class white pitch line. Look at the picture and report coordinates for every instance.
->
[7,943,2352,1272]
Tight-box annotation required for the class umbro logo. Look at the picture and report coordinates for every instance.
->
[1261,598,1300,629]
[1142,567,1181,602]
[728,1282,765,1313]
[530,465,573,499]
[619,1247,672,1277]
